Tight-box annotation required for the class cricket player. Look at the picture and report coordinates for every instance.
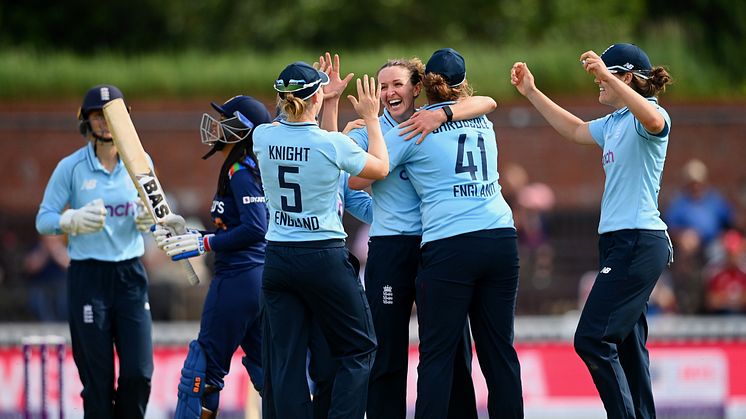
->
[153,95,272,418]
[511,43,674,419]
[253,61,386,419]
[385,49,524,419]
[35,84,155,419]
[346,56,497,419]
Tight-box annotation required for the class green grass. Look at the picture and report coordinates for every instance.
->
[1,36,742,101]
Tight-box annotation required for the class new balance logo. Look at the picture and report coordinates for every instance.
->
[600,267,612,274]
[81,179,97,190]
[382,285,393,305]
[83,304,93,323]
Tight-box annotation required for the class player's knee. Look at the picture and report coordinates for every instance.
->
[117,374,152,392]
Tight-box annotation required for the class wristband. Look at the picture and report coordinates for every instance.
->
[442,105,454,122]
[203,234,214,252]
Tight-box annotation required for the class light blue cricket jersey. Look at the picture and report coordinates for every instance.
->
[385,102,514,245]
[35,142,145,261]
[338,171,373,225]
[347,108,422,236]
[588,97,670,234]
[253,121,369,242]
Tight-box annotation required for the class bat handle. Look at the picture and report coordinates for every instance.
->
[179,258,200,285]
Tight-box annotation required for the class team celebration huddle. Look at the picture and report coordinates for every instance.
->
[37,44,673,419]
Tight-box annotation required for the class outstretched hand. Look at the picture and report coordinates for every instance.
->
[348,75,381,121]
[318,52,354,100]
[510,62,536,97]
[399,109,446,144]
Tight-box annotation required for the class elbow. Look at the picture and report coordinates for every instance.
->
[486,98,498,112]
[371,166,388,180]
[645,119,666,135]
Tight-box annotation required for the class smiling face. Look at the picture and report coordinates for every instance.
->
[595,72,631,108]
[378,65,421,123]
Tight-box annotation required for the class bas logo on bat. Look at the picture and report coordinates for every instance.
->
[137,171,170,219]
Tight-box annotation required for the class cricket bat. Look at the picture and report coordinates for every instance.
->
[103,98,200,285]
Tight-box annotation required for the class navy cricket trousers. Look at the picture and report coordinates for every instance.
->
[67,258,153,419]
[574,229,671,419]
[197,263,264,399]
[415,228,523,419]
[365,235,477,419]
[262,240,376,419]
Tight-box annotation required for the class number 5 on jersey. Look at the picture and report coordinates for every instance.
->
[278,166,302,212]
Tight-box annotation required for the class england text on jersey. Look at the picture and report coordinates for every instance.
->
[452,181,498,198]
[274,211,320,230]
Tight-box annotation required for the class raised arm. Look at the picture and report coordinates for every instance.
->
[349,75,389,179]
[319,52,354,132]
[579,50,666,134]
[511,61,595,145]
[398,95,498,144]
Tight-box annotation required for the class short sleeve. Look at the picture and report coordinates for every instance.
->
[588,115,611,148]
[331,132,368,176]
[347,127,369,151]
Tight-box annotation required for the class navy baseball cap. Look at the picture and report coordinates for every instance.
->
[600,43,652,79]
[425,48,466,87]
[274,62,330,101]
[210,95,271,129]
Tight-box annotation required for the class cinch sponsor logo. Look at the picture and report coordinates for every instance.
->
[105,201,137,217]
[602,150,615,165]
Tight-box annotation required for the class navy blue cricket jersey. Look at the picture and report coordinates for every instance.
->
[208,157,268,271]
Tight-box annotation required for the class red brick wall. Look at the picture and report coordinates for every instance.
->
[2,99,744,216]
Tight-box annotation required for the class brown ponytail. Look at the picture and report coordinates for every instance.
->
[630,66,673,98]
[423,73,474,103]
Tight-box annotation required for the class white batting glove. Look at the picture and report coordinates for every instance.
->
[134,200,155,232]
[60,199,106,235]
[160,230,213,261]
[151,213,186,250]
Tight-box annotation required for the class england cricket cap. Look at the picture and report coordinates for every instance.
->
[274,62,330,101]
[425,48,466,87]
[210,95,271,130]
[600,43,652,79]
[79,84,126,119]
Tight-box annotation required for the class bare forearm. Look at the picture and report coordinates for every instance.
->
[320,98,340,132]
[524,89,591,145]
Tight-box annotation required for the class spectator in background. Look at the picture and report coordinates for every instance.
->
[666,158,734,256]
[703,230,746,314]
[23,235,69,321]
[665,159,734,313]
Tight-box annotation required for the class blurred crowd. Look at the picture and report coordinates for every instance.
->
[1,158,744,321]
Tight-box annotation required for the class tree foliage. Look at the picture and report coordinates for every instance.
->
[1,0,743,82]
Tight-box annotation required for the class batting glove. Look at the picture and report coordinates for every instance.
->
[134,200,155,232]
[160,230,213,261]
[60,199,106,235]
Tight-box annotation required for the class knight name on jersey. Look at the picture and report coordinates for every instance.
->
[274,211,320,231]
[431,116,490,134]
[268,145,311,161]
[453,180,498,198]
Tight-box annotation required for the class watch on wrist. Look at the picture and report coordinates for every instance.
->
[442,105,454,122]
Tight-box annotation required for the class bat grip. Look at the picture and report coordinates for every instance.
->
[179,259,200,285]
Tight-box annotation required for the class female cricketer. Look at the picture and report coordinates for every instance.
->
[346,56,496,419]
[252,61,388,419]
[385,48,524,419]
[511,43,674,419]
[35,84,155,418]
[154,95,272,418]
